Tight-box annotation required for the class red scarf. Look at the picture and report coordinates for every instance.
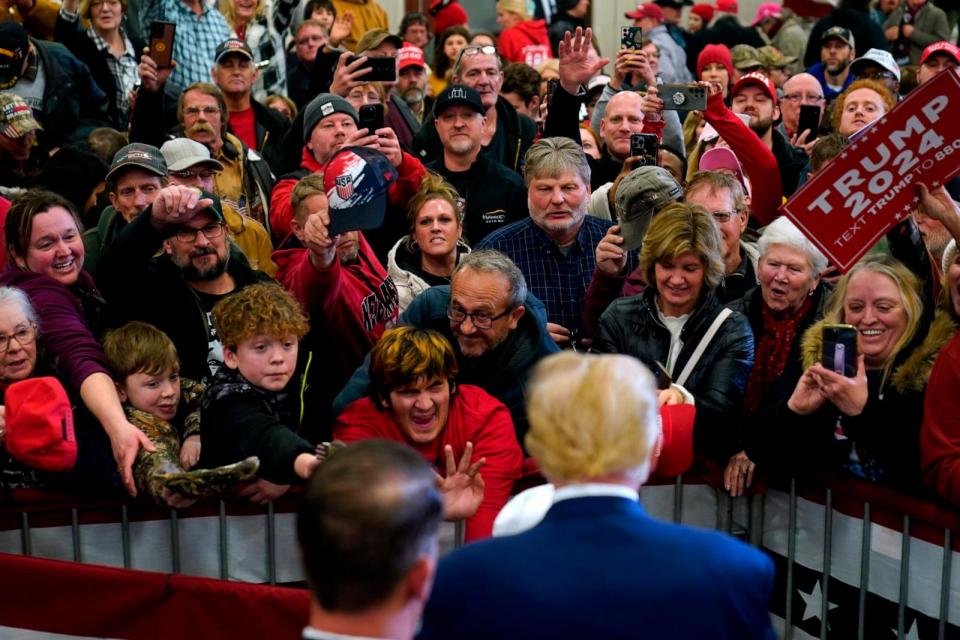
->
[743,296,812,412]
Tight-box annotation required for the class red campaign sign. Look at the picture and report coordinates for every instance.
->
[781,69,960,272]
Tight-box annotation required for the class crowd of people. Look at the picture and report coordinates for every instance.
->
[0,0,959,559]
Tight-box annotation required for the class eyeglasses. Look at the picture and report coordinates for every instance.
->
[175,222,224,243]
[710,210,739,223]
[860,71,896,82]
[0,324,36,353]
[183,106,220,117]
[781,93,825,104]
[454,44,497,67]
[296,35,325,45]
[447,304,511,330]
[169,168,217,180]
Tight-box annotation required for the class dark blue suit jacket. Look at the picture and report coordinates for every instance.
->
[418,496,777,640]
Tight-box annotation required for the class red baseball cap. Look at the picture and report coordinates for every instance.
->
[5,377,77,472]
[650,404,695,478]
[732,70,778,106]
[716,0,738,13]
[397,42,425,71]
[625,2,664,21]
[920,41,960,66]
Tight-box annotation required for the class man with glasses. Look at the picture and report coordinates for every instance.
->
[778,72,826,140]
[129,73,276,231]
[413,43,536,174]
[98,184,273,382]
[850,48,901,97]
[426,84,527,245]
[84,143,168,277]
[161,138,276,275]
[334,249,558,446]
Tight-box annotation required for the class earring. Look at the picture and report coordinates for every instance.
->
[808,288,815,297]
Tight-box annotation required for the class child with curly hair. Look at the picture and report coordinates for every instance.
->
[199,283,327,502]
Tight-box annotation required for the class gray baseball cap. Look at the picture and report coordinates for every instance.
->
[160,138,224,172]
[615,166,684,251]
[851,48,901,82]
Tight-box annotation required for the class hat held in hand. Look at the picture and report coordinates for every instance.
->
[5,377,77,472]
[323,147,397,236]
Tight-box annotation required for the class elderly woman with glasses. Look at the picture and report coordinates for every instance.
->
[56,0,143,128]
[0,191,154,495]
[334,326,523,541]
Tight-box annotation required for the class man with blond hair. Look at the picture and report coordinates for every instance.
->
[418,352,777,640]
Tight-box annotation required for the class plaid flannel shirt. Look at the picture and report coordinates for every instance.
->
[476,215,636,336]
[86,27,138,119]
[143,0,230,88]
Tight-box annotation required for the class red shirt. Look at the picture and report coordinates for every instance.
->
[334,385,523,541]
[230,107,257,150]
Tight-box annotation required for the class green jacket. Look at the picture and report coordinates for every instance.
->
[83,206,127,279]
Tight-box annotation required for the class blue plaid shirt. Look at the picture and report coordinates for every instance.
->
[476,216,636,336]
[143,0,230,88]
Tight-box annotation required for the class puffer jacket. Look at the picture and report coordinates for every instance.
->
[386,237,470,313]
[594,288,755,461]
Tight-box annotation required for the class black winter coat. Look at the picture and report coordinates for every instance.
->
[594,288,755,461]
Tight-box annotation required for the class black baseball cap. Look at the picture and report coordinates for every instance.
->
[214,38,254,63]
[0,23,28,89]
[433,84,484,116]
[106,143,167,183]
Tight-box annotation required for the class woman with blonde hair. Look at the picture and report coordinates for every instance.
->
[594,203,754,464]
[786,252,950,489]
[387,172,470,313]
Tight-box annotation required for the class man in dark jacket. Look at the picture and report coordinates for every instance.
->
[97,185,273,382]
[210,39,289,169]
[333,249,560,446]
[426,85,528,245]
[0,22,110,154]
[413,45,537,173]
[802,0,888,68]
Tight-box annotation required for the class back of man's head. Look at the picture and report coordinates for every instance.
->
[298,440,444,613]
[525,352,659,484]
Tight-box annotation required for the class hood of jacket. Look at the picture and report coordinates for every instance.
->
[800,310,956,393]
[509,19,548,40]
[386,237,471,285]
[298,146,323,173]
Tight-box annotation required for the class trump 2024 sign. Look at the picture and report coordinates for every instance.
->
[781,68,960,272]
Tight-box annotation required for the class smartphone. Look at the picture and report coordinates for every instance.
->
[620,26,644,50]
[798,103,822,141]
[822,324,858,377]
[149,21,176,69]
[652,361,672,391]
[347,55,397,83]
[659,83,707,111]
[545,78,559,107]
[630,133,659,166]
[359,103,385,132]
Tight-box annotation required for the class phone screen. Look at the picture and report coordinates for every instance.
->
[798,104,822,141]
[822,324,858,377]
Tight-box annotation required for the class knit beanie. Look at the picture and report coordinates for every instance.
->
[697,44,734,79]
[690,3,714,23]
[430,0,469,36]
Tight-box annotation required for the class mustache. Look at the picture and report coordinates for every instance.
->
[186,122,217,136]
[190,247,217,258]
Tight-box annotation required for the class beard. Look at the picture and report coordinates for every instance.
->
[749,114,774,138]
[400,86,425,107]
[825,58,850,75]
[176,246,229,281]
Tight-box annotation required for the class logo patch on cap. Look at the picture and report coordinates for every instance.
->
[321,102,334,116]
[125,150,151,161]
[335,174,354,200]
[450,87,466,99]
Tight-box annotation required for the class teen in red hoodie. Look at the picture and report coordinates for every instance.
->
[334,326,523,542]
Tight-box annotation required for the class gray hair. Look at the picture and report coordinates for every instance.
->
[452,46,503,80]
[523,137,591,187]
[758,217,829,275]
[453,249,528,309]
[0,286,38,327]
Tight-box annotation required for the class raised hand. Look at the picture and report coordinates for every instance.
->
[436,442,486,522]
[558,27,610,95]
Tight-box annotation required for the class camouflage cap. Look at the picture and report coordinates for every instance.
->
[0,93,40,139]
[730,44,762,70]
[758,46,797,69]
